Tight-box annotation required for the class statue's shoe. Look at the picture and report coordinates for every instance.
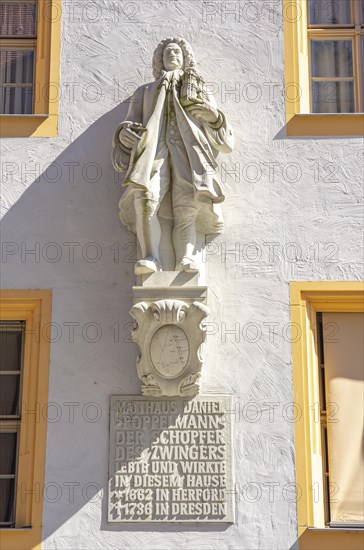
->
[178,257,199,273]
[135,257,162,275]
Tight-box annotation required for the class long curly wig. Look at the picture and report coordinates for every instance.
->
[152,37,196,79]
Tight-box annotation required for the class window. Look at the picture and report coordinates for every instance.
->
[0,290,52,550]
[0,0,61,137]
[283,0,364,135]
[290,282,364,549]
[308,0,364,113]
[0,321,25,528]
[0,1,37,115]
[316,312,364,527]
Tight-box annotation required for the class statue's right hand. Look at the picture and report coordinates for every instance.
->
[118,123,145,149]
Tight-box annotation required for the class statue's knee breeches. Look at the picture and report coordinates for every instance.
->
[134,192,160,220]
[172,205,198,223]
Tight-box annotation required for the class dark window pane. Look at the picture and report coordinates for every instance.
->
[0,375,21,416]
[362,38,364,111]
[311,40,353,77]
[0,2,37,37]
[0,478,15,524]
[0,85,34,114]
[0,332,22,372]
[308,0,352,24]
[311,80,355,112]
[356,0,364,24]
[0,432,17,475]
[0,50,34,114]
[0,50,34,85]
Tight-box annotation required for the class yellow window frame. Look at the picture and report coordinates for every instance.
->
[0,0,62,138]
[283,0,364,136]
[290,281,364,550]
[0,290,52,550]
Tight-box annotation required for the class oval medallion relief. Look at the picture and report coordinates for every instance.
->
[150,325,189,378]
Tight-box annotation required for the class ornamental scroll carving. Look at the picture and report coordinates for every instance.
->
[130,299,210,397]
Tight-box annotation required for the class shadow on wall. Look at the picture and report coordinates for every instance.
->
[1,101,133,292]
[1,101,146,541]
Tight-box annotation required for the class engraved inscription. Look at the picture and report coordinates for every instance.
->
[108,396,233,523]
[150,325,189,378]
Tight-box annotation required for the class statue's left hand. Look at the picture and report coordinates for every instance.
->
[184,99,219,125]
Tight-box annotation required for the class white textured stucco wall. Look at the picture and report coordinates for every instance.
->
[1,1,363,549]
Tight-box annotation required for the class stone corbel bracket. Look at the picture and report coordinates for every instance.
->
[130,299,210,397]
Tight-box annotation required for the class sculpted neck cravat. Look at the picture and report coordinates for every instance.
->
[162,69,184,90]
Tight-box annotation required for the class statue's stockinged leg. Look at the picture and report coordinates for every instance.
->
[133,193,162,275]
[172,205,199,272]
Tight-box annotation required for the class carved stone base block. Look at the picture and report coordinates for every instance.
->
[108,395,234,523]
[131,286,209,397]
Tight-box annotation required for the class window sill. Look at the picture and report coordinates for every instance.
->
[0,526,41,550]
[0,527,32,531]
[298,525,364,550]
[0,114,58,137]
[286,114,364,137]
[308,527,364,532]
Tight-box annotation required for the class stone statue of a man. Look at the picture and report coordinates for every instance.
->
[112,37,234,275]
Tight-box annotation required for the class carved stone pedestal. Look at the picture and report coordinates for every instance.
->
[131,273,209,397]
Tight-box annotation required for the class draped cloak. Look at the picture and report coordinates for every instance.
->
[112,70,234,235]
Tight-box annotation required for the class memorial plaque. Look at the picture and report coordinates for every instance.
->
[108,395,234,523]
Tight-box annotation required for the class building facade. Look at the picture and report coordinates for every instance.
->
[1,1,363,549]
